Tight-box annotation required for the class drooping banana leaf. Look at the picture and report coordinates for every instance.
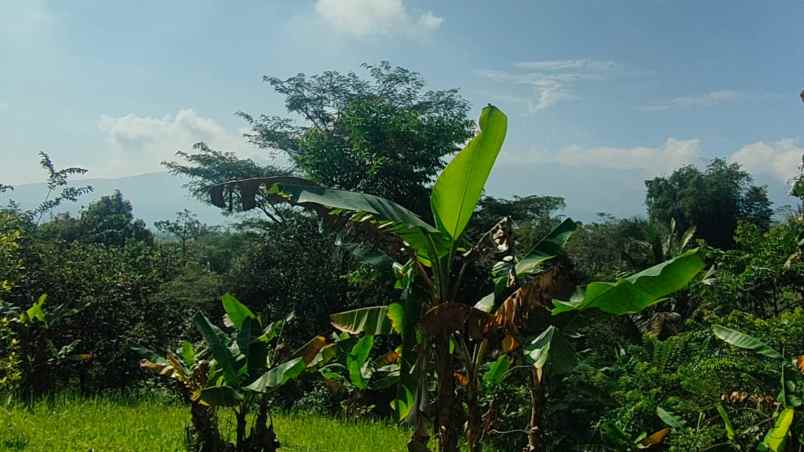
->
[330,306,395,336]
[208,176,450,262]
[712,325,783,360]
[430,105,508,241]
[758,408,794,452]
[245,357,306,393]
[521,218,577,262]
[200,385,244,407]
[552,249,705,315]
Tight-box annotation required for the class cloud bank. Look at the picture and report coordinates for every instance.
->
[96,109,259,177]
[729,139,803,184]
[314,0,442,38]
[508,138,702,177]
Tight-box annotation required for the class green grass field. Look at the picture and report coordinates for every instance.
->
[0,395,412,451]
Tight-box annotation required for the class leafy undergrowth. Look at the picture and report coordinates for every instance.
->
[0,394,411,451]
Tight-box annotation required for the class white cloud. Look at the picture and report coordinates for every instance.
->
[314,0,442,38]
[729,139,803,184]
[96,109,261,177]
[509,138,702,177]
[477,59,618,112]
[641,90,742,111]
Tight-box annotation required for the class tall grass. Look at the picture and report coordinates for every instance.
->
[1,394,411,451]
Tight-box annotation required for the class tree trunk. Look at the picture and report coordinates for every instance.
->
[523,368,544,452]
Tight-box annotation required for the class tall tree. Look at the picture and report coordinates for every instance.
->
[237,61,474,216]
[154,209,210,256]
[40,190,152,246]
[645,159,772,248]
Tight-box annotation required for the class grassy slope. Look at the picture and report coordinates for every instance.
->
[0,395,410,451]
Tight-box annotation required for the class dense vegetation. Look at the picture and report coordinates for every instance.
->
[1,63,802,451]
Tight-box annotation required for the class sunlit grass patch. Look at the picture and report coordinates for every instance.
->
[1,394,410,451]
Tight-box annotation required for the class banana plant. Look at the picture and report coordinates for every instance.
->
[464,219,703,452]
[713,325,802,451]
[208,105,507,452]
[206,104,705,452]
[315,331,402,416]
[138,342,225,452]
[140,294,331,452]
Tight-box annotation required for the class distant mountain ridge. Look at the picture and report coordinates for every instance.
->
[1,168,794,228]
[0,172,231,227]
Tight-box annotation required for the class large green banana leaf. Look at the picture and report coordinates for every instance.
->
[552,249,705,315]
[330,306,395,336]
[209,176,449,262]
[430,105,508,241]
[712,325,783,360]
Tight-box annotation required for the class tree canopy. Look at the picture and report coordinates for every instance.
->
[237,62,474,216]
[645,158,773,249]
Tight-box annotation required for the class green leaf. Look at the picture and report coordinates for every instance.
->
[712,325,782,360]
[527,218,577,258]
[515,254,556,278]
[180,341,195,367]
[525,326,556,370]
[548,331,577,376]
[759,408,794,452]
[715,402,735,442]
[483,354,511,387]
[394,385,416,422]
[430,105,508,240]
[331,306,394,336]
[221,293,255,331]
[200,385,244,407]
[236,317,255,356]
[245,357,306,393]
[552,249,705,315]
[387,303,405,335]
[257,320,284,344]
[193,312,240,386]
[657,406,685,429]
[474,292,496,313]
[26,293,47,325]
[348,336,375,389]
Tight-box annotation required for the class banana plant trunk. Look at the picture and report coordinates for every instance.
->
[466,386,483,452]
[251,397,280,452]
[466,340,489,452]
[435,335,460,452]
[235,405,248,450]
[523,367,544,452]
[407,409,430,452]
[189,400,224,452]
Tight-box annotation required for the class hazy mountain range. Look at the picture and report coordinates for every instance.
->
[0,167,795,228]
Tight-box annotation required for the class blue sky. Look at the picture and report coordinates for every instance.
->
[2,0,803,218]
